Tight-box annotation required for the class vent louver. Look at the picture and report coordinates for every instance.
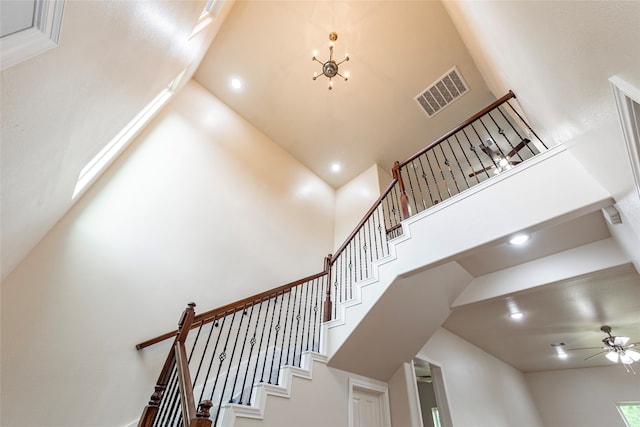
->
[415,66,469,118]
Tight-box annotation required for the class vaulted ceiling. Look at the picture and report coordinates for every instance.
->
[2,0,640,374]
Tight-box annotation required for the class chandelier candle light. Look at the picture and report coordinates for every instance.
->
[312,32,349,90]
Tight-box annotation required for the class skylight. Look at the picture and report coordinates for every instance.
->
[72,70,186,199]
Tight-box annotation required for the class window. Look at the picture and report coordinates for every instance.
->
[190,0,225,39]
[72,69,187,199]
[617,402,640,427]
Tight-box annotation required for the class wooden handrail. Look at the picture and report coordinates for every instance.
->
[330,178,399,264]
[136,270,328,350]
[138,303,196,427]
[400,90,516,167]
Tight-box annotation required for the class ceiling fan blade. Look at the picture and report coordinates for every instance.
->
[566,346,606,351]
[468,165,494,178]
[614,336,630,346]
[584,350,608,361]
[507,138,531,158]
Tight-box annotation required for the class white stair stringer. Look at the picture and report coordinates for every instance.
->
[216,351,328,427]
[324,229,411,331]
[324,147,615,379]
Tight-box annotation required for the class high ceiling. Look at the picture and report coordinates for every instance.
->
[448,210,640,373]
[1,0,639,376]
[193,0,640,374]
[194,0,496,188]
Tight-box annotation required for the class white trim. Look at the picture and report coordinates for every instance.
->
[1,0,65,70]
[610,76,640,199]
[348,377,392,427]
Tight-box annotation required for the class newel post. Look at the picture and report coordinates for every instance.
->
[323,254,333,322]
[138,302,197,427]
[392,161,410,219]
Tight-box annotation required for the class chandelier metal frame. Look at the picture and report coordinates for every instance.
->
[312,32,349,90]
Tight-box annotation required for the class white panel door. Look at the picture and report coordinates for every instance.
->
[353,389,383,427]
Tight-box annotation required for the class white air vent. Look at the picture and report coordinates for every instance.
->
[415,66,469,118]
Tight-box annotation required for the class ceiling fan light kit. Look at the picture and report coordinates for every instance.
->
[570,326,640,373]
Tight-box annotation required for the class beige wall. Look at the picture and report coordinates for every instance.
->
[0,0,234,280]
[0,80,335,427]
[525,365,640,427]
[388,362,423,427]
[418,328,543,427]
[234,360,387,427]
[333,164,388,251]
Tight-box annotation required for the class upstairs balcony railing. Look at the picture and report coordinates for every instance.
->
[136,90,547,426]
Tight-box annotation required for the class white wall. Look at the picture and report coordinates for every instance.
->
[388,363,423,427]
[442,0,640,273]
[0,0,234,280]
[418,328,543,427]
[233,361,388,427]
[334,164,388,251]
[525,365,640,427]
[0,80,335,427]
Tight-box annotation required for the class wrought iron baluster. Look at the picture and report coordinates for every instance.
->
[485,110,521,161]
[260,293,279,383]
[462,127,490,179]
[446,136,470,189]
[357,230,363,282]
[211,309,240,425]
[372,206,381,261]
[453,132,479,184]
[285,285,300,366]
[424,151,444,203]
[291,284,304,366]
[409,160,426,212]
[504,101,548,150]
[312,278,320,352]
[300,281,311,364]
[416,155,435,207]
[470,121,500,173]
[239,296,266,405]
[477,117,509,161]
[404,165,419,215]
[431,148,452,199]
[306,279,315,352]
[438,143,460,195]
[272,290,292,384]
[229,302,256,404]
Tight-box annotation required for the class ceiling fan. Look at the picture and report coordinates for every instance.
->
[568,325,640,373]
[468,137,531,178]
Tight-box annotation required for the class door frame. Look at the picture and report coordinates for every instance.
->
[348,377,392,427]
[412,357,453,427]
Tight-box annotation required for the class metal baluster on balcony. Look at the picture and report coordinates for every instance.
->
[424,151,444,203]
[438,144,461,195]
[416,156,435,208]
[504,101,548,151]
[446,137,471,189]
[462,127,491,180]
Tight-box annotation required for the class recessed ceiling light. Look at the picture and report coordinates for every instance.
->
[509,234,530,245]
[509,312,524,320]
[231,78,242,89]
[557,353,568,359]
[331,163,341,173]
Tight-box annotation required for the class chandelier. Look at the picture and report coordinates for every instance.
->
[312,32,349,90]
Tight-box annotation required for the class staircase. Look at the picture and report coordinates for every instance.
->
[133,92,614,426]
